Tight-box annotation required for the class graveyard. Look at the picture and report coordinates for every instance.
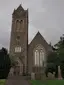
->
[0,34,64,85]
[1,79,64,85]
[30,80,64,85]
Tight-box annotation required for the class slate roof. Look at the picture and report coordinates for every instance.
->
[12,4,25,15]
[29,31,52,52]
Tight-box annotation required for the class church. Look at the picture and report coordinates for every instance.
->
[9,5,52,76]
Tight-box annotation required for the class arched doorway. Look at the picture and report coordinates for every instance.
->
[14,58,23,75]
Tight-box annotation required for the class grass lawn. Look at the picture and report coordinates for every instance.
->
[30,80,64,85]
[0,79,6,85]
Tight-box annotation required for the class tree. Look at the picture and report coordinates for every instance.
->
[46,34,64,78]
[54,34,64,78]
[54,34,64,63]
[0,47,11,79]
[47,52,57,63]
[54,34,64,49]
[46,52,58,77]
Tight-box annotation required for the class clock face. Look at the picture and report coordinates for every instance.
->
[15,46,21,53]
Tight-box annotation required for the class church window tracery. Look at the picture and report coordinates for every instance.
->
[15,46,21,53]
[35,50,39,66]
[34,45,45,67]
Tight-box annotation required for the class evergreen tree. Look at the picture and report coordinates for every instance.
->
[0,47,11,79]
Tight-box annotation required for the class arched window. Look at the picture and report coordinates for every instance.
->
[20,20,23,32]
[40,50,44,66]
[34,45,45,67]
[16,20,20,32]
[35,50,39,66]
[16,20,23,32]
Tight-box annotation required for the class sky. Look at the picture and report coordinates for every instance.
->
[0,0,64,50]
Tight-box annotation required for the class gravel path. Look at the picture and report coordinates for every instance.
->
[5,75,31,85]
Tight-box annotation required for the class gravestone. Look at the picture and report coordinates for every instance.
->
[35,73,41,80]
[9,67,14,76]
[31,73,35,80]
[58,66,62,80]
[47,72,55,80]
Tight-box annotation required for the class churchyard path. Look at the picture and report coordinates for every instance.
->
[5,75,31,85]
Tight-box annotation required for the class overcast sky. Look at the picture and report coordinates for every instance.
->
[0,0,64,50]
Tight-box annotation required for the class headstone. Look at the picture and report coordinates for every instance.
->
[52,72,55,79]
[58,66,62,80]
[35,73,41,80]
[47,72,55,80]
[41,73,46,80]
[31,73,35,80]
[48,72,52,79]
[9,67,14,76]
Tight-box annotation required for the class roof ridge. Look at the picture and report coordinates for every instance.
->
[29,32,49,45]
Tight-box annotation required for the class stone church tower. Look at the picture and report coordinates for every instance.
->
[9,5,28,75]
[9,5,52,77]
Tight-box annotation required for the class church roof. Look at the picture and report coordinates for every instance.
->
[13,4,24,14]
[30,31,48,45]
[16,4,24,11]
[29,31,52,51]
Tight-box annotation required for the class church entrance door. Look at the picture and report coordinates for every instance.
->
[14,58,24,75]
